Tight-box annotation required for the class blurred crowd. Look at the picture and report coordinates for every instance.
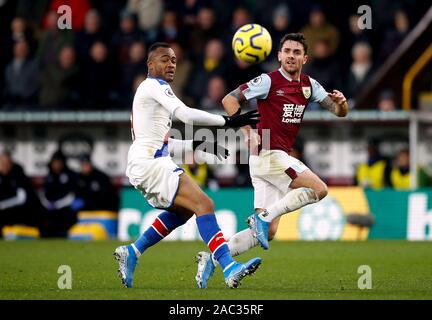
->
[0,147,119,238]
[0,0,427,111]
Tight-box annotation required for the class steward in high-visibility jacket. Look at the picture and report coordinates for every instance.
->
[390,167,410,190]
[356,156,391,189]
[390,149,410,190]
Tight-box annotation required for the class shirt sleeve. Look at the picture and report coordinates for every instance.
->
[310,77,328,103]
[239,73,271,100]
[148,79,187,114]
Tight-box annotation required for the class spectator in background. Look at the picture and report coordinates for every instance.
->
[186,38,228,105]
[0,147,43,238]
[378,90,397,111]
[39,46,80,109]
[80,41,114,109]
[15,0,51,31]
[4,17,37,66]
[390,148,410,190]
[76,154,119,212]
[268,4,295,60]
[200,76,228,111]
[156,10,187,47]
[90,0,128,35]
[355,139,391,189]
[74,9,108,63]
[348,14,371,45]
[127,0,163,41]
[189,7,220,60]
[346,42,374,102]
[110,9,146,66]
[39,150,82,238]
[3,40,39,109]
[223,6,252,52]
[36,10,74,69]
[117,41,147,108]
[378,9,410,65]
[300,5,340,60]
[170,42,192,103]
[231,7,252,31]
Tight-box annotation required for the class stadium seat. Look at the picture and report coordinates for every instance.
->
[68,222,109,240]
[2,225,40,240]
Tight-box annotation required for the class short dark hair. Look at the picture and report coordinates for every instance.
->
[148,42,171,54]
[279,33,308,55]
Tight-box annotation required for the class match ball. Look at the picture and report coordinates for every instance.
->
[232,24,272,64]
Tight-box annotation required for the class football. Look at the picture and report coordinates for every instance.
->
[232,23,272,64]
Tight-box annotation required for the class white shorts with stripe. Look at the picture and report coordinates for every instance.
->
[126,155,184,209]
[249,149,309,209]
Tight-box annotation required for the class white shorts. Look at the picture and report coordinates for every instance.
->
[126,156,184,209]
[249,149,309,209]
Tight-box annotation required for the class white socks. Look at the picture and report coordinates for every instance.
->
[228,229,258,257]
[258,187,319,222]
[210,188,319,266]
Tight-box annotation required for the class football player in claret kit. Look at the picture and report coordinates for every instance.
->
[114,42,263,289]
[195,33,349,288]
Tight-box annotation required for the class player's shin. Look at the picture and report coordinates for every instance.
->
[228,229,259,257]
[132,211,184,256]
[195,214,235,272]
[260,187,319,222]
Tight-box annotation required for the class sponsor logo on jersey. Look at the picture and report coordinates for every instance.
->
[302,86,311,99]
[282,104,305,123]
[276,89,285,96]
[165,88,175,98]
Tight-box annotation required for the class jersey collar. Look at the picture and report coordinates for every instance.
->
[278,68,301,82]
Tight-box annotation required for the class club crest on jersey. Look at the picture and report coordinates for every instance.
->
[302,86,311,99]
[165,88,175,98]
[250,76,262,86]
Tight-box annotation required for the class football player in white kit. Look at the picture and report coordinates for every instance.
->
[114,42,262,289]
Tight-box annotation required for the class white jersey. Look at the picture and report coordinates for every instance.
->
[129,76,187,160]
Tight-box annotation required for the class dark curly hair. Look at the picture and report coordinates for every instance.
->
[279,33,308,55]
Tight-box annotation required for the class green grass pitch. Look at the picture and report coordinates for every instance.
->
[1,240,431,300]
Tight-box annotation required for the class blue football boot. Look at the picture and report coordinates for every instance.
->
[195,251,216,289]
[247,213,270,250]
[223,257,262,289]
[114,245,138,288]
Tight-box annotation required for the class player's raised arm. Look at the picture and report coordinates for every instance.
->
[309,77,348,117]
[173,105,260,128]
[319,90,349,117]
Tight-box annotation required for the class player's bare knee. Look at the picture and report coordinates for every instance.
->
[195,195,215,214]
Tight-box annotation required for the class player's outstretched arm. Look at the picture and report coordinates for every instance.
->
[174,105,260,128]
[319,90,349,117]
